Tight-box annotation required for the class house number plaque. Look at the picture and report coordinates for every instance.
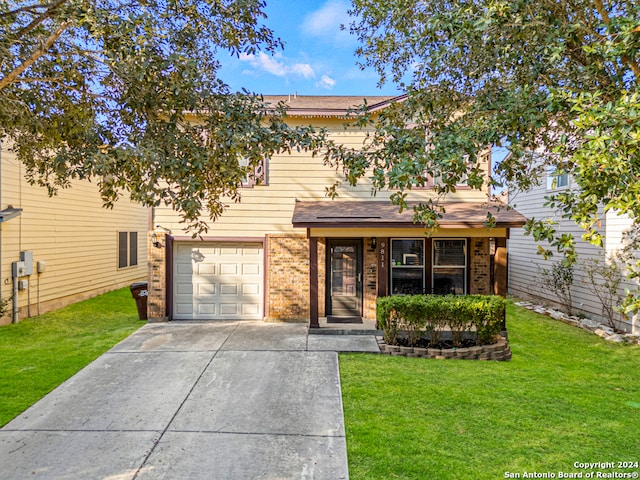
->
[377,238,388,296]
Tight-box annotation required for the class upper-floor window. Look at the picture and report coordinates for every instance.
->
[118,231,138,268]
[422,153,487,189]
[432,169,468,187]
[239,157,268,187]
[546,166,569,190]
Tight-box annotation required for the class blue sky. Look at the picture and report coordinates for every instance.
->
[218,0,402,96]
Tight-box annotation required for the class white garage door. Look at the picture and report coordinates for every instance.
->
[173,242,263,320]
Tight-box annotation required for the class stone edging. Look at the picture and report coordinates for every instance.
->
[375,335,512,361]
[514,301,640,345]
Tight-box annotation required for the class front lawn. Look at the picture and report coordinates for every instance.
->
[0,288,143,427]
[340,302,640,480]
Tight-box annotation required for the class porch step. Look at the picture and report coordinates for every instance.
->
[308,328,383,336]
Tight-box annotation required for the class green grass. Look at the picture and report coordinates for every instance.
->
[340,302,640,480]
[0,288,144,427]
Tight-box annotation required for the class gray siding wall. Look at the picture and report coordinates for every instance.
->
[507,169,638,332]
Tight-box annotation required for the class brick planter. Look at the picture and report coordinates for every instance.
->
[377,336,512,361]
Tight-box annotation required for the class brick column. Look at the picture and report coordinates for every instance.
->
[147,230,168,322]
[363,237,378,320]
[470,237,491,295]
[266,234,309,321]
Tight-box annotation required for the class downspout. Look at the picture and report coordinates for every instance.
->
[11,266,18,323]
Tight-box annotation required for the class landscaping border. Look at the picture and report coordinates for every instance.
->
[375,335,512,361]
[514,301,640,344]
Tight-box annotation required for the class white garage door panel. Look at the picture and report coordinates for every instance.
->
[173,242,263,320]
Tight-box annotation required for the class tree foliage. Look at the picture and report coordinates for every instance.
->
[0,0,326,234]
[341,0,639,223]
[323,0,640,306]
[340,0,640,217]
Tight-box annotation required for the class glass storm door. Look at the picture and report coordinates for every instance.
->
[327,239,363,318]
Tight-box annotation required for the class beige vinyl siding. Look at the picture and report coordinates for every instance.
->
[0,144,148,324]
[508,169,638,331]
[154,124,491,236]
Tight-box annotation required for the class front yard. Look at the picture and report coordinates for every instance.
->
[340,302,640,479]
[0,288,143,427]
[1,292,638,479]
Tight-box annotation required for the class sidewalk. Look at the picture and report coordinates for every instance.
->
[0,321,380,480]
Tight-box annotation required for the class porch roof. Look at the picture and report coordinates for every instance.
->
[291,200,527,229]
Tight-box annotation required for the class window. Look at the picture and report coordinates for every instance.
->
[118,231,138,268]
[547,166,569,190]
[432,239,466,294]
[390,239,425,294]
[239,157,268,187]
[432,170,468,187]
[429,154,480,188]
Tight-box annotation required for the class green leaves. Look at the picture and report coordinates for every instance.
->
[1,0,327,234]
[334,0,640,311]
[376,294,506,346]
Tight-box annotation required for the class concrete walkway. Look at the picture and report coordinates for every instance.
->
[0,321,380,480]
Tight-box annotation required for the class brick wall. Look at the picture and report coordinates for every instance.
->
[147,230,168,321]
[266,234,310,321]
[470,237,491,294]
[364,238,378,320]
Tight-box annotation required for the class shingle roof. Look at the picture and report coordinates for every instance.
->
[262,94,405,117]
[292,200,527,229]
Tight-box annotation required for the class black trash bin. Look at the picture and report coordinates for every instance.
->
[130,281,148,320]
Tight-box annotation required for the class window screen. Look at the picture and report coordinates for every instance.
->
[432,239,467,294]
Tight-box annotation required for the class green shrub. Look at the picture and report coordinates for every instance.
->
[376,294,506,347]
[403,295,428,346]
[468,295,506,345]
[447,296,472,347]
[376,296,399,345]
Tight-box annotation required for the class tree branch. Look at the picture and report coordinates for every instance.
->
[0,20,71,91]
[13,0,67,40]
[593,0,640,80]
[0,3,51,19]
[17,76,107,98]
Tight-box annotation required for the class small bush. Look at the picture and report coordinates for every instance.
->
[376,295,506,347]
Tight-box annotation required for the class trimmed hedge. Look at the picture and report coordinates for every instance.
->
[376,295,506,347]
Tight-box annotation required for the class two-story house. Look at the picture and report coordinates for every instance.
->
[0,140,149,325]
[508,159,639,333]
[147,95,526,326]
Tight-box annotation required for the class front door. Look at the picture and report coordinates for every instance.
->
[327,239,363,319]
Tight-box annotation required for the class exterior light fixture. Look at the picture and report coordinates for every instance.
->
[151,233,163,248]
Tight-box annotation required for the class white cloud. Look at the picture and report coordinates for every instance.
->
[302,0,353,45]
[239,52,315,79]
[316,75,336,90]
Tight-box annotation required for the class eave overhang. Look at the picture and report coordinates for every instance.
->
[0,207,22,223]
[292,201,527,230]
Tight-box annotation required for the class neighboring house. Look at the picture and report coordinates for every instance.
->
[0,140,149,325]
[508,161,639,333]
[147,95,527,326]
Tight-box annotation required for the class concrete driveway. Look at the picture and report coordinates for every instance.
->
[0,321,380,480]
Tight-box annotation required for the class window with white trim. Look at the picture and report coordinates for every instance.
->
[432,169,468,187]
[239,157,268,187]
[546,166,569,190]
[118,231,138,268]
[432,239,467,294]
[428,153,482,188]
